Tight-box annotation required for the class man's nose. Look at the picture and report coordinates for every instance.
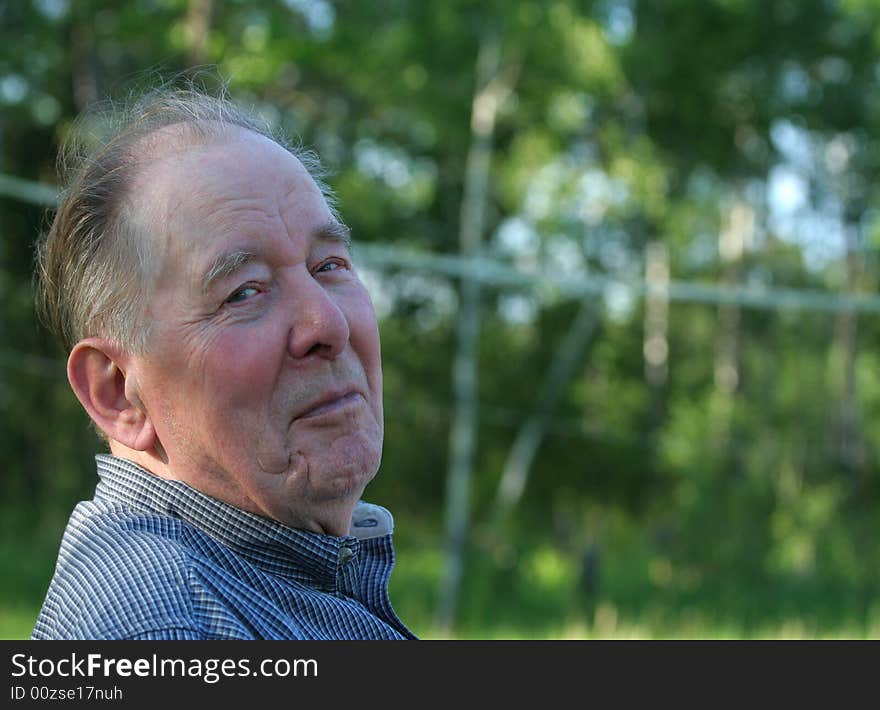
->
[287,277,350,360]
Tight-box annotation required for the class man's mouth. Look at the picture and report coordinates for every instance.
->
[296,390,363,421]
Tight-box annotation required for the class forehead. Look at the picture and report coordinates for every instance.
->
[133,129,334,277]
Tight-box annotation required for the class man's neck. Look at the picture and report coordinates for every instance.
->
[105,443,359,537]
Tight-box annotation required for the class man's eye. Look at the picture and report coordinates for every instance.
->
[316,259,346,274]
[225,286,259,304]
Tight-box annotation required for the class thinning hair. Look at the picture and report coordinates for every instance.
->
[35,82,335,354]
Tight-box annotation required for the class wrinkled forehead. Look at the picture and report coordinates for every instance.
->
[126,127,327,277]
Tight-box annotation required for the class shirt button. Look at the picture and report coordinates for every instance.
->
[339,546,355,565]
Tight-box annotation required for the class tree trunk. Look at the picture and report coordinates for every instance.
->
[70,19,99,111]
[712,196,752,446]
[492,299,597,522]
[435,32,517,635]
[186,0,213,66]
[830,221,865,481]
[643,241,669,387]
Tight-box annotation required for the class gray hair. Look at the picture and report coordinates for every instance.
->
[35,84,335,354]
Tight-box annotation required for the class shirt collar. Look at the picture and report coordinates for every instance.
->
[93,454,394,592]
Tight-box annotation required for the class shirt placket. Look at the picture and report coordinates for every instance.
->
[334,537,361,598]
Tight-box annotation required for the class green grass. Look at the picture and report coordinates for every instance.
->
[387,522,880,640]
[3,599,877,640]
[0,605,39,640]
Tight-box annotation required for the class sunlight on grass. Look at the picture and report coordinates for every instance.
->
[417,610,880,639]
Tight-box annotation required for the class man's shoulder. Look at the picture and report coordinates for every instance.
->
[32,502,205,639]
[63,498,196,565]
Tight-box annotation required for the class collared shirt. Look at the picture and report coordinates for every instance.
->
[32,455,416,640]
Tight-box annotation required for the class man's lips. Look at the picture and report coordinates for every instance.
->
[295,390,364,421]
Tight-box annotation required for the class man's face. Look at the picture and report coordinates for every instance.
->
[127,129,383,533]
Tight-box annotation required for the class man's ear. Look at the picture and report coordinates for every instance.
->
[67,338,157,451]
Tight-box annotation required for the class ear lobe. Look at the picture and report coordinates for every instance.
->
[67,339,157,451]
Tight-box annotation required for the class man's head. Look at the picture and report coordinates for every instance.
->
[36,89,384,536]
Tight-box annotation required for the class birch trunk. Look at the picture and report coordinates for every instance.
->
[643,241,669,387]
[492,299,597,522]
[435,33,517,634]
[186,0,213,66]
[831,222,865,480]
[712,197,752,446]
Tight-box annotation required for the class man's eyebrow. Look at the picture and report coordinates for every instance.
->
[201,223,350,294]
[202,250,256,294]
[315,220,352,249]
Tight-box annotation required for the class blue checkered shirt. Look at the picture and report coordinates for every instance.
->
[32,455,415,640]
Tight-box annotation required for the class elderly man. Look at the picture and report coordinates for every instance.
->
[31,88,415,640]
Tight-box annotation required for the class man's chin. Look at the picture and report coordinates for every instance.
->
[269,479,368,535]
[310,462,376,503]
